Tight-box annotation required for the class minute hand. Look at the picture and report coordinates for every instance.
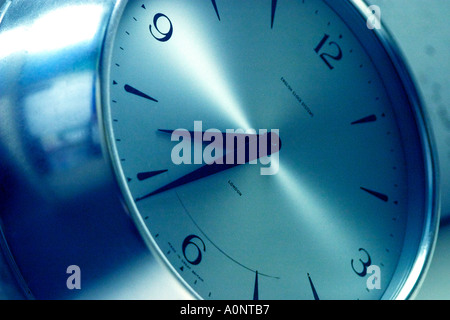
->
[135,132,281,202]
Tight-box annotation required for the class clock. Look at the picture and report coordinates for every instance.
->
[100,0,440,300]
[0,0,440,300]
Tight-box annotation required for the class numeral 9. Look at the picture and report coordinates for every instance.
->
[149,13,173,42]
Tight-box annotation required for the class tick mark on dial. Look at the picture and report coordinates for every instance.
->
[360,187,389,202]
[124,84,158,102]
[137,170,168,181]
[211,0,220,21]
[253,271,259,300]
[307,273,320,300]
[271,0,278,29]
[351,114,377,125]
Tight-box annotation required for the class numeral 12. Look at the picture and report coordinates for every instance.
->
[314,34,343,70]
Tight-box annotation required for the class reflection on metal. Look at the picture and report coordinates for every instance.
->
[0,0,189,300]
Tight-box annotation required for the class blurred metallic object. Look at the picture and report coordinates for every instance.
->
[0,0,188,299]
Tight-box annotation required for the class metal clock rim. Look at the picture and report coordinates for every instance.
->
[97,0,441,300]
[328,0,441,300]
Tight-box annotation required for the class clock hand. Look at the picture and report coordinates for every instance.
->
[135,131,280,201]
[158,129,265,150]
[135,161,238,202]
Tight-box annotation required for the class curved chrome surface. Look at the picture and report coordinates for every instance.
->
[0,0,187,299]
[0,0,118,299]
[0,0,114,201]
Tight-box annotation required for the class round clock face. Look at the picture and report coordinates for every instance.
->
[102,0,435,299]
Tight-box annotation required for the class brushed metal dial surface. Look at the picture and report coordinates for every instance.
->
[101,0,439,300]
[0,0,440,300]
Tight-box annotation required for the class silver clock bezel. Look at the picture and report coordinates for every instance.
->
[342,0,440,300]
[98,0,440,300]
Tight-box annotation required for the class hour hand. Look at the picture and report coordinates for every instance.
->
[158,129,281,154]
[135,161,239,201]
[158,129,263,150]
[135,131,281,201]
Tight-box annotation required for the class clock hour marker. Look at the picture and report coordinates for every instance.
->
[307,273,320,300]
[107,1,423,300]
[351,114,377,125]
[361,187,389,202]
[211,0,220,21]
[137,170,168,181]
[253,271,259,300]
[124,84,158,102]
[271,0,278,29]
